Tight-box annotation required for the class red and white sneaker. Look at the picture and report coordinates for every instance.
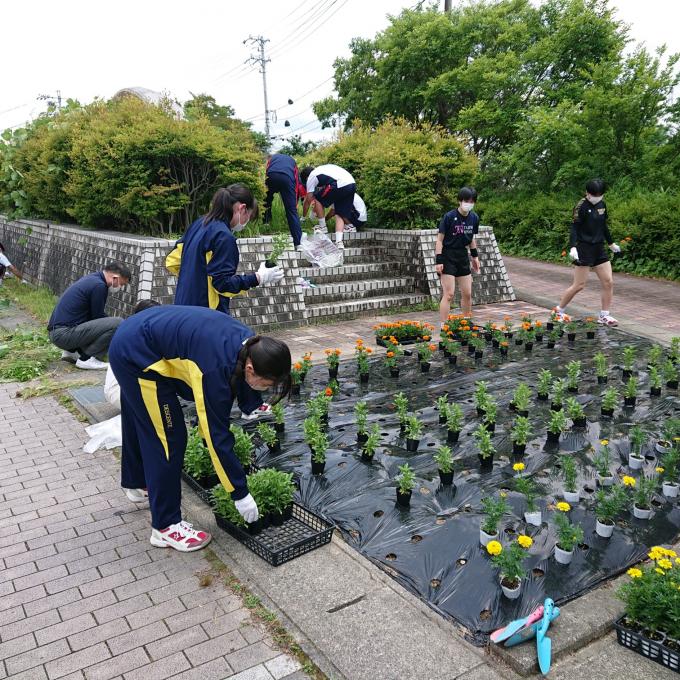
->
[598,314,618,326]
[241,403,272,420]
[150,521,212,552]
[124,488,148,504]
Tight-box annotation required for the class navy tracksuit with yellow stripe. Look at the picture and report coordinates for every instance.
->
[109,305,253,530]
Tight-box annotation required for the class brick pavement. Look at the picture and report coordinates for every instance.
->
[0,383,305,680]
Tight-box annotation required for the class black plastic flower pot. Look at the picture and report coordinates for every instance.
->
[299,372,307,383]
[547,430,561,443]
[460,339,468,347]
[267,441,281,454]
[500,347,508,356]
[524,342,533,352]
[439,341,445,350]
[624,396,637,408]
[271,510,285,527]
[448,355,458,365]
[492,339,499,348]
[537,392,548,401]
[484,421,496,433]
[550,402,562,411]
[361,451,375,463]
[420,362,431,373]
[567,333,576,342]
[328,367,338,379]
[442,348,451,357]
[396,489,412,507]
[586,331,595,339]
[447,430,460,444]
[389,368,400,378]
[478,454,494,471]
[505,332,513,339]
[601,407,614,417]
[265,260,277,268]
[568,386,578,393]
[357,432,369,444]
[311,460,326,475]
[484,332,492,342]
[512,443,526,457]
[476,407,486,417]
[535,334,543,342]
[622,369,632,380]
[667,380,679,390]
[246,518,263,536]
[650,386,662,396]
[573,417,587,428]
[517,409,529,418]
[438,470,454,485]
[546,322,554,331]
[439,413,447,424]
[406,438,420,452]
[359,373,369,384]
[597,376,608,384]
[468,344,476,354]
[515,338,523,346]
[274,422,285,433]
[475,350,483,359]
[546,342,555,349]
[291,384,301,396]
[508,401,517,412]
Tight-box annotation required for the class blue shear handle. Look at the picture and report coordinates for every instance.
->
[537,599,555,675]
[504,608,560,647]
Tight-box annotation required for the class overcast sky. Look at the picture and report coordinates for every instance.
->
[1,0,678,147]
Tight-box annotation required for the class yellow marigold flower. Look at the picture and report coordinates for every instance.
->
[658,559,673,570]
[486,541,502,556]
[513,462,525,472]
[655,568,665,576]
[656,467,665,474]
[622,476,636,487]
[556,502,571,512]
[517,535,533,549]
[667,550,677,558]
[627,568,642,578]
[600,439,609,445]
[676,558,680,565]
[500,491,508,498]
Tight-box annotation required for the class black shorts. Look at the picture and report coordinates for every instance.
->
[442,249,471,277]
[316,183,357,222]
[575,242,609,267]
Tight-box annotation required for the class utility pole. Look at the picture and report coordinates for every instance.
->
[444,0,452,11]
[37,90,62,109]
[245,35,272,143]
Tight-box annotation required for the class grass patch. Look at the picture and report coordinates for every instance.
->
[0,327,60,382]
[203,549,327,679]
[0,278,57,324]
[15,376,94,399]
[57,393,89,423]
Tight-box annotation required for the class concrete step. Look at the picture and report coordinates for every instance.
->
[305,292,432,321]
[298,261,402,284]
[303,276,416,304]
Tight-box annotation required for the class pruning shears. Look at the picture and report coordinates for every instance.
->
[536,598,556,675]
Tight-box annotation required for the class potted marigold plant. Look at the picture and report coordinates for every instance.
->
[474,380,489,416]
[621,346,636,379]
[546,408,568,444]
[355,400,369,444]
[500,339,509,356]
[256,423,279,454]
[584,316,597,339]
[301,352,313,380]
[471,335,485,359]
[230,425,255,472]
[546,328,559,349]
[265,233,291,268]
[404,414,423,451]
[290,362,303,395]
[492,328,504,348]
[624,375,638,408]
[474,424,496,471]
[511,416,533,458]
[515,475,541,526]
[511,383,531,416]
[434,444,455,485]
[271,402,285,433]
[628,424,646,469]
[594,485,628,538]
[566,319,578,342]
[503,317,513,338]
[594,351,608,384]
[355,339,372,383]
[384,342,403,377]
[394,392,409,432]
[553,502,583,565]
[601,386,618,417]
[566,396,587,429]
[445,402,464,443]
[184,426,217,489]
[660,447,679,498]
[663,359,679,389]
[436,394,449,424]
[361,424,381,463]
[396,463,416,507]
[649,366,662,396]
[566,360,581,393]
[537,369,552,401]
[246,468,295,526]
[483,399,497,433]
[594,439,614,486]
[417,341,437,372]
[325,348,341,379]
[442,336,460,364]
[632,474,657,520]
[488,536,533,600]
[309,427,328,475]
[551,378,567,411]
[561,455,580,503]
[534,320,544,342]
[479,493,508,545]
[647,345,663,369]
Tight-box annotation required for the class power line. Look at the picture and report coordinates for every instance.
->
[267,0,337,59]
[0,102,31,116]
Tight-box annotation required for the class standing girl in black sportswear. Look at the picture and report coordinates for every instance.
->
[434,187,481,324]
[554,179,621,326]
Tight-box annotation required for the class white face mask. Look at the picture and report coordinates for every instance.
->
[586,194,602,205]
[232,208,250,233]
[460,202,475,213]
[110,285,121,293]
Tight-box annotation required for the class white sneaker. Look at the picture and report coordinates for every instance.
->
[61,350,79,363]
[598,314,618,326]
[124,488,148,503]
[150,520,211,552]
[313,224,328,234]
[76,357,109,370]
[241,403,272,420]
[343,224,356,232]
[335,241,345,250]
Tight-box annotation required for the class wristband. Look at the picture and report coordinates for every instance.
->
[469,248,479,258]
[435,254,444,265]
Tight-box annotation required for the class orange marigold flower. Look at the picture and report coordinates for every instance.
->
[429,344,437,351]
[366,348,373,354]
[386,351,395,358]
[535,321,542,327]
[423,335,430,341]
[324,349,331,355]
[293,362,302,370]
[324,387,333,397]
[504,316,511,320]
[561,250,566,257]
[625,236,632,241]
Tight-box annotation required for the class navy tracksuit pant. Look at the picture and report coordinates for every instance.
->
[264,171,302,247]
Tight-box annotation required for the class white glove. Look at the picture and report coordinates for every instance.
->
[21,279,30,285]
[610,243,621,253]
[234,493,259,523]
[256,262,284,286]
[300,216,308,223]
[569,247,579,261]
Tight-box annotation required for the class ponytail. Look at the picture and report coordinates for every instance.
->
[203,184,259,227]
[231,336,292,403]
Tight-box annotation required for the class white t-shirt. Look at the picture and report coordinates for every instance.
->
[306,164,355,194]
[0,252,11,268]
[354,194,367,222]
[104,366,121,411]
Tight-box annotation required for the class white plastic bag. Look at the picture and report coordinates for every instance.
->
[299,233,343,268]
[83,415,122,453]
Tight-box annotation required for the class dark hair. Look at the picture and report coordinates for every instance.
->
[231,336,292,404]
[132,299,160,314]
[0,242,5,252]
[586,179,605,196]
[458,187,478,202]
[104,262,132,280]
[300,166,314,185]
[203,184,259,227]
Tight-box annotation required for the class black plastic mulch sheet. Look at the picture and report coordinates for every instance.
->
[251,327,680,641]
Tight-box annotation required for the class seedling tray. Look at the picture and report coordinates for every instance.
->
[214,502,335,566]
[181,470,217,505]
[615,616,679,673]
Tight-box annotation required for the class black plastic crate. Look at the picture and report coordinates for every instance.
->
[615,617,680,673]
[214,502,334,566]
[181,471,216,505]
